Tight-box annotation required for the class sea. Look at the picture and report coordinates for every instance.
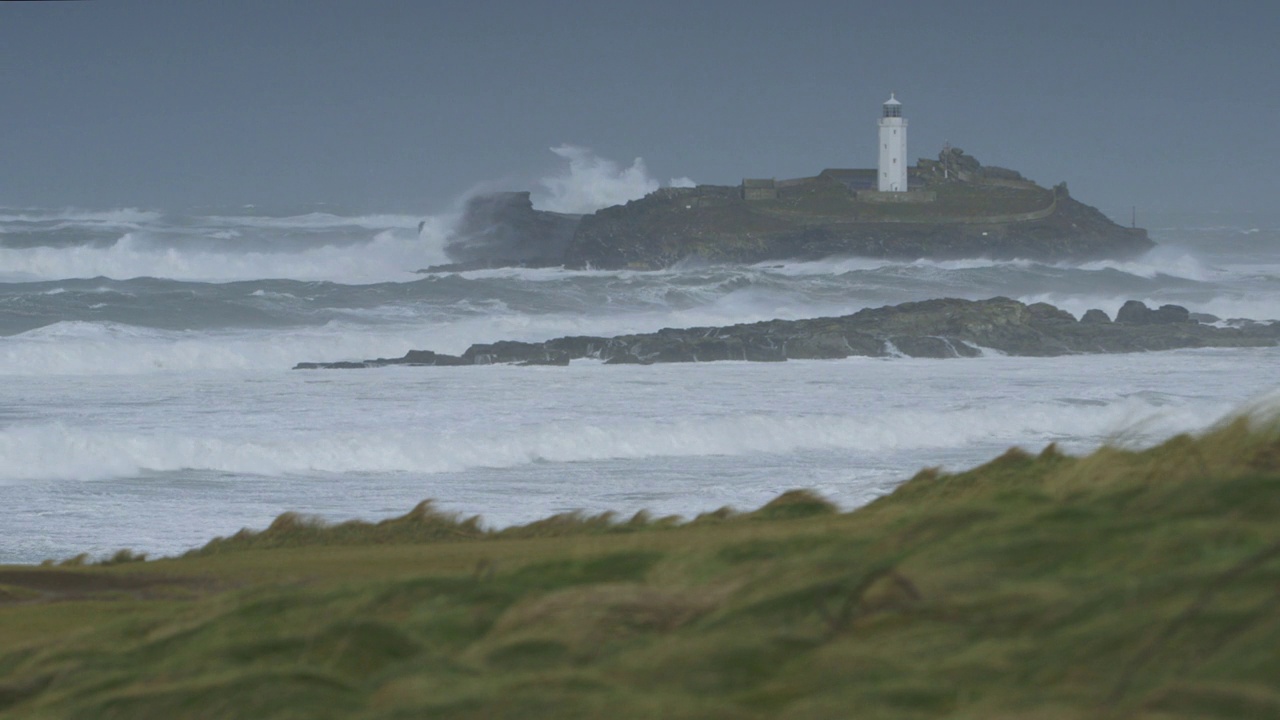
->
[2,202,1278,564]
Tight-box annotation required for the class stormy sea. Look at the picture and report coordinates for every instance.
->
[2,196,1279,564]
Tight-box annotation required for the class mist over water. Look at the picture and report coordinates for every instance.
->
[2,152,1279,563]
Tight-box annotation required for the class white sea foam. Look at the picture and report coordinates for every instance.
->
[760,255,1046,278]
[424,265,631,282]
[0,395,1225,483]
[531,145,693,214]
[4,342,1276,562]
[0,208,163,225]
[533,145,659,214]
[1069,248,1217,282]
[753,256,904,275]
[0,322,427,375]
[193,212,423,230]
[0,224,450,283]
[761,246,1241,285]
[0,289,863,375]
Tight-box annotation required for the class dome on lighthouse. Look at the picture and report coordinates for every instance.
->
[882,93,902,118]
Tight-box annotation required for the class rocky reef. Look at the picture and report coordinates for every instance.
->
[428,149,1153,271]
[294,299,1279,369]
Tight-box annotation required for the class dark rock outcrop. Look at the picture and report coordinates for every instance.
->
[294,299,1280,369]
[437,192,580,268]
[1115,300,1192,325]
[1081,309,1112,324]
[294,350,468,370]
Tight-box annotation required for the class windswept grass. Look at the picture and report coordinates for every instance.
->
[2,416,1279,718]
[188,500,489,556]
[186,490,838,557]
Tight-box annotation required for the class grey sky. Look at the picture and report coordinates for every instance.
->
[2,1,1276,216]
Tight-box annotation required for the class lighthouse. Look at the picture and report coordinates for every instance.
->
[878,93,908,192]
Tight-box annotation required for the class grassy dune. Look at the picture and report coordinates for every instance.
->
[2,418,1280,719]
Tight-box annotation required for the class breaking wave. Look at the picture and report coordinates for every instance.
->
[0,395,1226,483]
[0,208,163,225]
[532,145,694,214]
[0,226,448,284]
[192,212,424,231]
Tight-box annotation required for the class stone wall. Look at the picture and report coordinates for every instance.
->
[858,190,1059,224]
[980,177,1041,191]
[741,178,778,201]
[855,190,938,204]
[776,176,819,188]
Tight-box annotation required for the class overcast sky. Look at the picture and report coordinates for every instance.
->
[2,1,1277,216]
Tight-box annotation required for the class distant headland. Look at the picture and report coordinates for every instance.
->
[430,96,1152,271]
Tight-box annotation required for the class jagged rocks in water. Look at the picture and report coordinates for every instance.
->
[293,299,1280,369]
[1115,300,1192,324]
[294,350,468,370]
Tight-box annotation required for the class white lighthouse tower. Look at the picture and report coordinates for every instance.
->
[878,93,908,192]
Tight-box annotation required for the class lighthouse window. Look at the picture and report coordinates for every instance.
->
[884,105,901,118]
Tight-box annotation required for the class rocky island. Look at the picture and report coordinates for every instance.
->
[435,146,1153,271]
[294,299,1278,369]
